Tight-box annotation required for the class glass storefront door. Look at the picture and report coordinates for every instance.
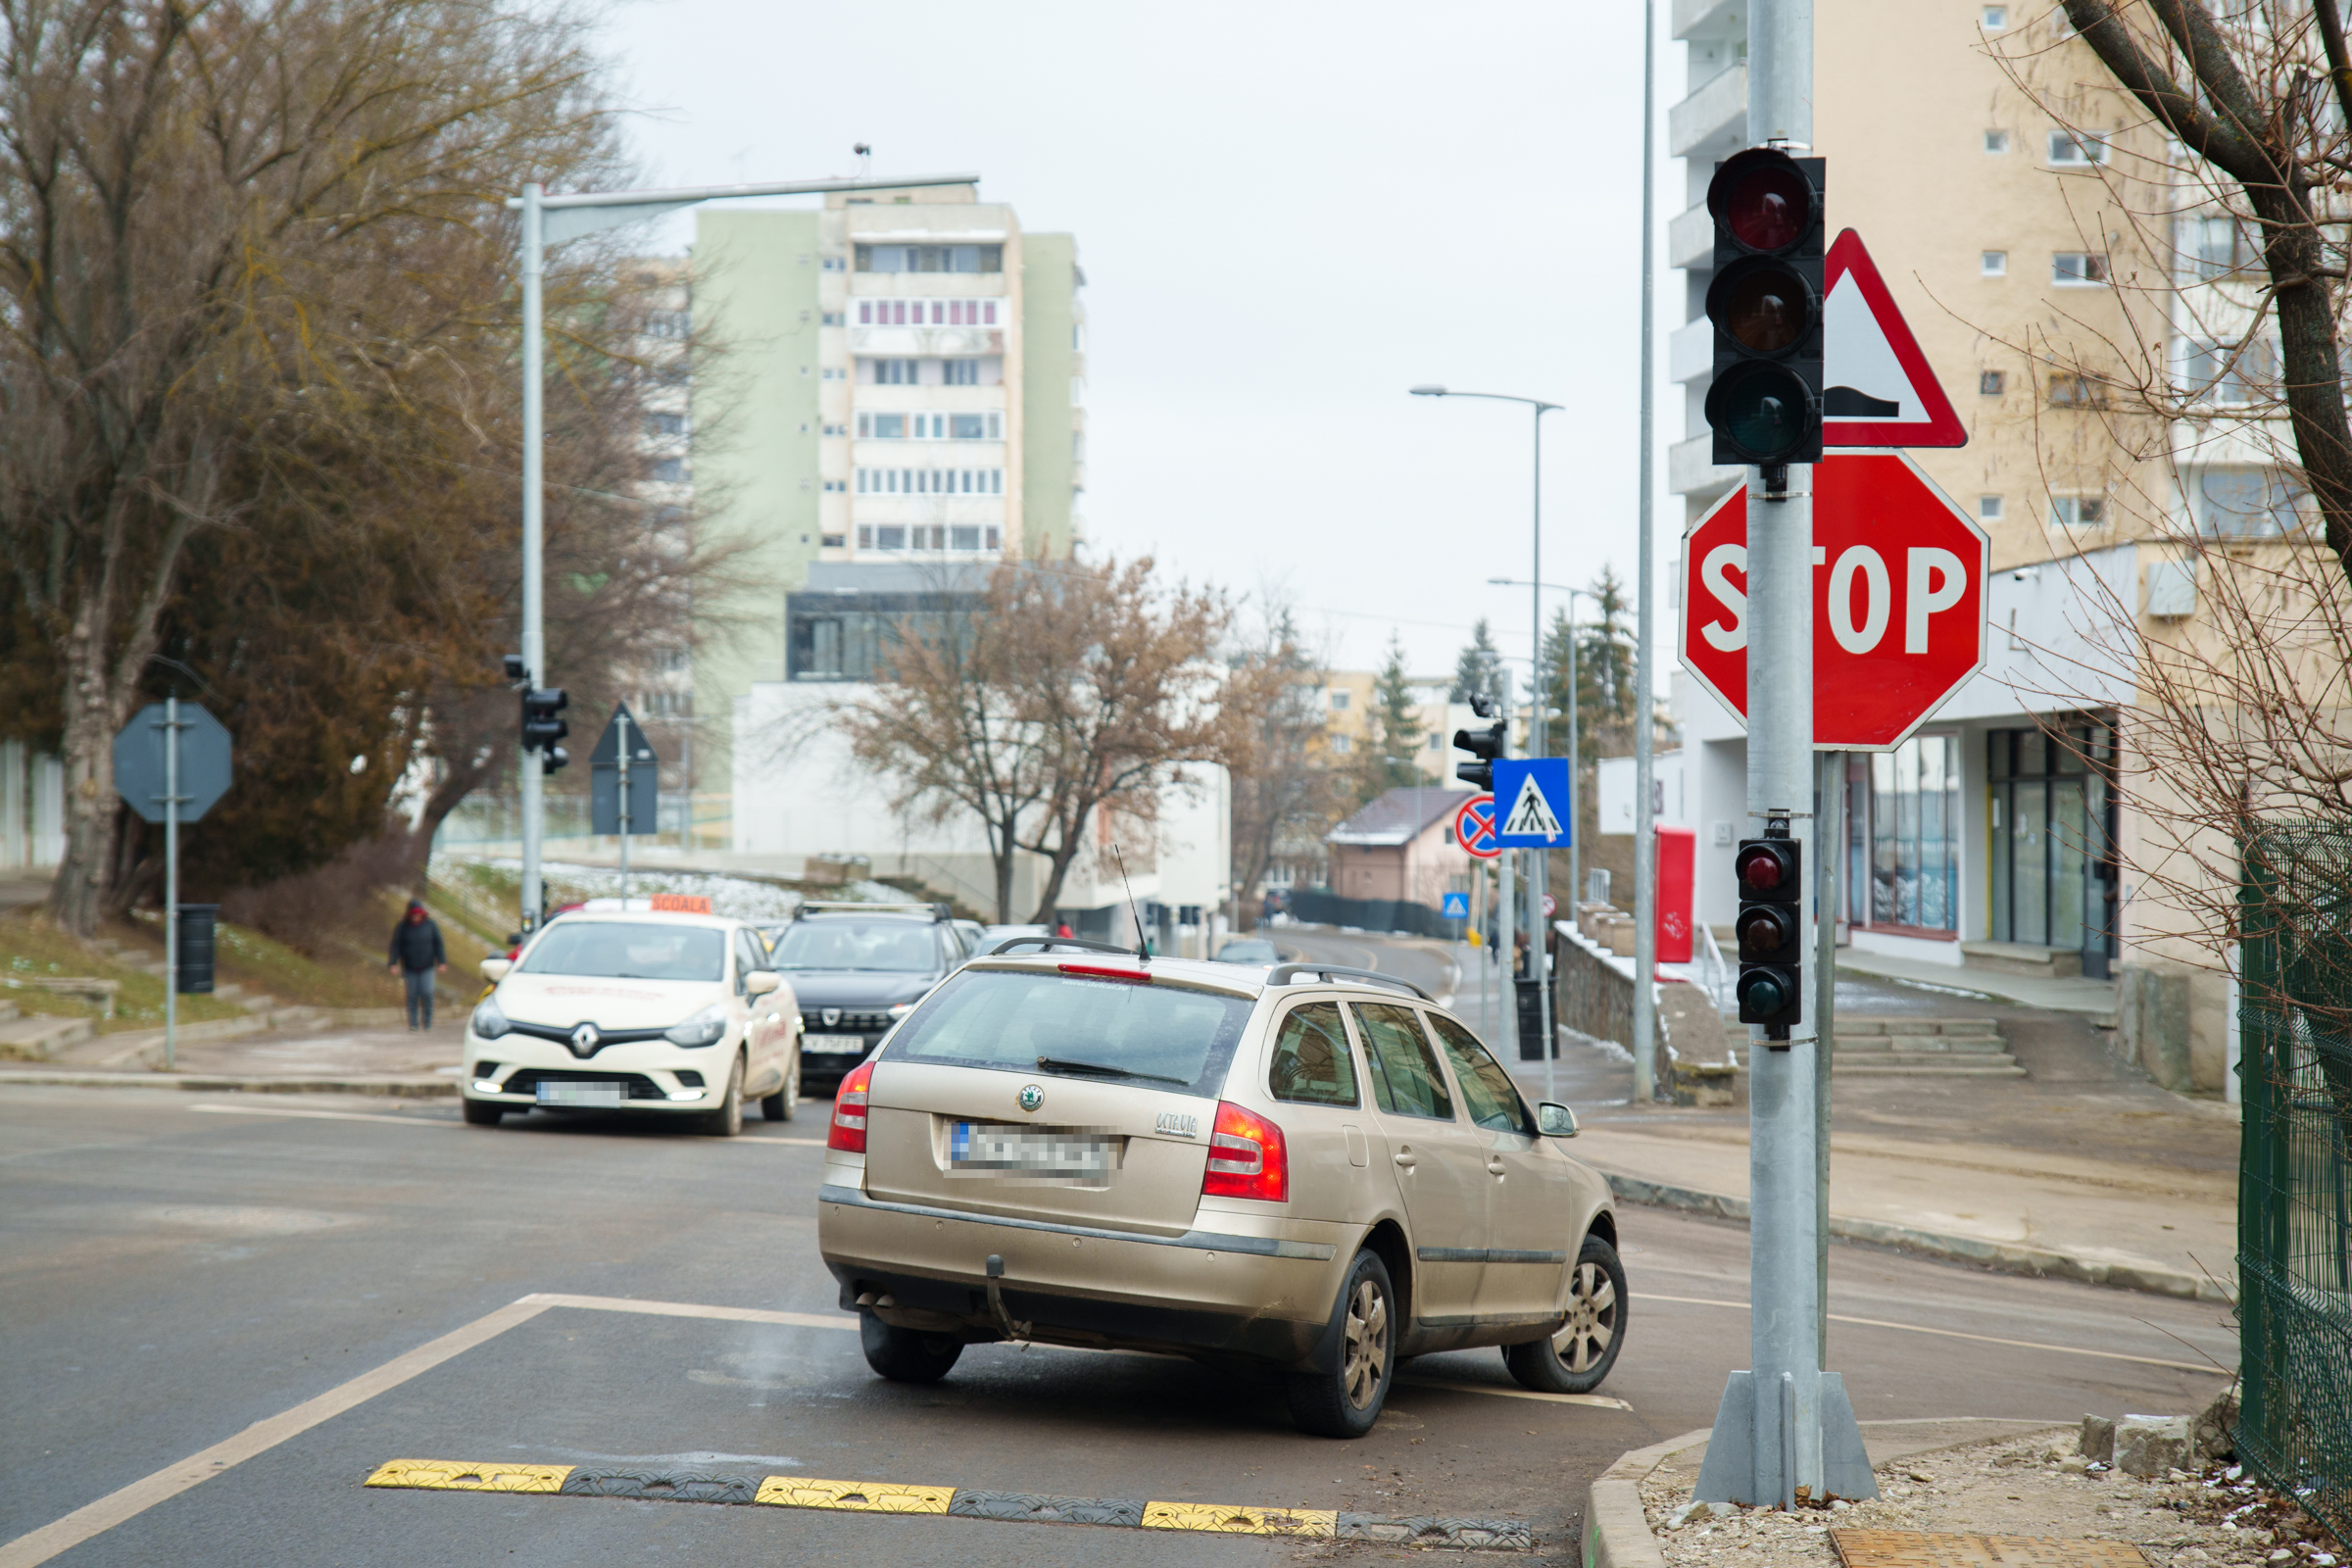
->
[1840,735,1961,938]
[1987,723,2117,978]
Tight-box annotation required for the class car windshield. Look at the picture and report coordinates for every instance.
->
[767,919,941,972]
[519,922,725,982]
[1216,940,1279,963]
[883,969,1252,1098]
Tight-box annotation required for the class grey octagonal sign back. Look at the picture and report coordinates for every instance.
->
[112,704,233,824]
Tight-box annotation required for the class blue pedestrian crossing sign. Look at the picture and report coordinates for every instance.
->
[1441,891,1470,919]
[1491,758,1573,847]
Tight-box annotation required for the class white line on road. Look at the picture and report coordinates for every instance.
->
[184,1102,827,1145]
[1397,1376,1632,1411]
[1644,1293,2225,1375]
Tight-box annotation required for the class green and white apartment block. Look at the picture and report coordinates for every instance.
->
[686,181,1086,849]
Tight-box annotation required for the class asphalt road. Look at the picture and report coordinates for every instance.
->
[3,1074,2232,1567]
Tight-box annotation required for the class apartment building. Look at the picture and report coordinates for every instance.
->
[1668,1,2250,1092]
[686,182,1084,845]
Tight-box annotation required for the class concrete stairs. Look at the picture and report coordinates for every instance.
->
[0,1004,96,1059]
[1960,940,2082,980]
[1831,1015,2025,1077]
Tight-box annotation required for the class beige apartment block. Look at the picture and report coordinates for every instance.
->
[1669,0,2280,1096]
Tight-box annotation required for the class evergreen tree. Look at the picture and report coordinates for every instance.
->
[1450,618,1503,704]
[1350,634,1426,806]
[1540,566,1638,764]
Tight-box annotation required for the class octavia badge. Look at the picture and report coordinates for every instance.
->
[1017,1083,1045,1113]
[821,1008,841,1028]
[569,1023,600,1055]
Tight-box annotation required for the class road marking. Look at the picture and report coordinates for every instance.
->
[366,1460,570,1493]
[1396,1375,1633,1410]
[527,1293,854,1334]
[1644,1293,2224,1374]
[184,1102,827,1145]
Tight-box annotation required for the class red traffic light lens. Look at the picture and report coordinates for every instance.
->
[1716,264,1813,354]
[1736,845,1784,892]
[1725,163,1810,251]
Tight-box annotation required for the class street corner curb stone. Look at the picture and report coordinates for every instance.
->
[1594,1171,2232,1303]
[0,1069,457,1098]
[1586,1428,1710,1568]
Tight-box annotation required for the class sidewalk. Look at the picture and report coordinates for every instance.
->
[0,1015,462,1095]
[1836,947,2119,1016]
[1571,1113,2234,1300]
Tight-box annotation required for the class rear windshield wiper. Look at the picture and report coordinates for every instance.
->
[1035,1054,1190,1088]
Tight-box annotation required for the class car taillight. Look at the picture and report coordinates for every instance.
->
[828,1060,874,1153]
[1200,1100,1288,1202]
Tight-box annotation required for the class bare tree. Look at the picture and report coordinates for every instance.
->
[0,0,624,934]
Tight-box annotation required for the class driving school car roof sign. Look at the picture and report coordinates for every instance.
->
[1823,229,1965,449]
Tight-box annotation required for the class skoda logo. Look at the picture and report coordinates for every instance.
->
[569,1023,600,1054]
[1017,1083,1045,1113]
[821,1008,841,1028]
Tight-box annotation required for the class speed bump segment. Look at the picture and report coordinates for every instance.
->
[365,1460,572,1494]
[753,1476,955,1514]
[1142,1501,1339,1536]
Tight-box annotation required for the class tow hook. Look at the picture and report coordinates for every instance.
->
[984,1254,1033,1343]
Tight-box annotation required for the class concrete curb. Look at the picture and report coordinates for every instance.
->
[0,1069,456,1097]
[1597,1171,2233,1304]
[1585,1427,1709,1568]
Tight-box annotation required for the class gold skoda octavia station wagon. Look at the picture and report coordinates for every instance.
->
[817,942,1625,1438]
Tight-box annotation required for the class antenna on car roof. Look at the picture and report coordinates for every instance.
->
[1111,843,1149,965]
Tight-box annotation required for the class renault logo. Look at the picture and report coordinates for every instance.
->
[569,1023,600,1056]
[821,1008,841,1028]
[1017,1083,1045,1113]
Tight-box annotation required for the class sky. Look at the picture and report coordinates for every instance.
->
[589,0,1684,682]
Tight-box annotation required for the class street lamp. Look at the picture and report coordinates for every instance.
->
[1490,576,1604,924]
[504,169,977,929]
[1411,384,1560,1066]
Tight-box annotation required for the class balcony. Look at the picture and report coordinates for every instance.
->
[1673,0,1741,39]
[1669,318,1715,384]
[1668,203,1713,271]
[1669,62,1746,161]
[1668,432,1740,499]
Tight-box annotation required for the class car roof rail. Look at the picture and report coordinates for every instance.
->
[1264,963,1433,1003]
[795,901,951,922]
[981,935,1138,958]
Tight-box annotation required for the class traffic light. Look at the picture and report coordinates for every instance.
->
[1734,830,1803,1041]
[1452,694,1506,792]
[1703,147,1827,475]
[521,687,568,759]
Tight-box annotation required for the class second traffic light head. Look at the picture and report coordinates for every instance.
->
[521,688,569,752]
[1451,718,1507,792]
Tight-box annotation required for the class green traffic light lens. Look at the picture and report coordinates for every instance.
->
[1739,972,1788,1013]
[1706,364,1816,461]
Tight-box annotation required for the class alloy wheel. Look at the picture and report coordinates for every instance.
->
[1342,1277,1390,1409]
[1553,1259,1618,1373]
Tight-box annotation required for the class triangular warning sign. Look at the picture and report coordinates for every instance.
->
[1822,229,1966,449]
[1501,772,1564,841]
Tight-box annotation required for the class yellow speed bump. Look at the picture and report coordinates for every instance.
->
[754,1476,955,1514]
[1142,1500,1339,1537]
[365,1460,573,1494]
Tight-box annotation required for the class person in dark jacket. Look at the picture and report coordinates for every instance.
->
[387,899,449,1030]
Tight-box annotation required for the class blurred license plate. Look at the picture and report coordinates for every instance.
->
[804,1034,867,1054]
[951,1123,1111,1176]
[537,1081,625,1106]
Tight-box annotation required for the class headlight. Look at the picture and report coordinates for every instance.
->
[470,998,511,1040]
[664,1002,729,1048]
[888,1002,917,1018]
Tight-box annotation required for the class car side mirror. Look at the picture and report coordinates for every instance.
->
[746,969,782,997]
[479,957,513,983]
[1537,1102,1579,1138]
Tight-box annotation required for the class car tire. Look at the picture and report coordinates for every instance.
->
[761,1053,800,1122]
[858,1310,962,1384]
[1504,1233,1627,1395]
[1286,1250,1395,1439]
[462,1099,504,1127]
[702,1054,744,1137]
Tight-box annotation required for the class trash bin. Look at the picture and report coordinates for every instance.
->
[175,904,219,995]
[1515,976,1547,1061]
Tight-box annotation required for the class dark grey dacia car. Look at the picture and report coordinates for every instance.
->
[759,903,968,1095]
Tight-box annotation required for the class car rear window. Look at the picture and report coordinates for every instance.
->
[767,920,943,973]
[882,969,1252,1098]
[519,922,724,982]
[1268,1002,1358,1107]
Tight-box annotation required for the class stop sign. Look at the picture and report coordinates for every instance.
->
[1680,451,1989,750]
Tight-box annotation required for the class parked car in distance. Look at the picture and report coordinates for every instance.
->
[759,903,966,1095]
[462,909,802,1135]
[1214,937,1281,964]
[818,950,1622,1438]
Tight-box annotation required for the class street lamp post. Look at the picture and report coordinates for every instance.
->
[506,170,977,931]
[1410,385,1559,1069]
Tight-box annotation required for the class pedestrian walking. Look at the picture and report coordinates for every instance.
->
[387,898,449,1031]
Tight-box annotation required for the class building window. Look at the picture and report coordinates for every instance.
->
[2050,495,2107,529]
[1982,4,2006,26]
[2183,215,2257,280]
[822,423,846,437]
[874,525,906,550]
[1329,689,1350,710]
[1980,495,2004,521]
[650,458,685,483]
[943,360,979,387]
[856,467,1003,494]
[645,411,687,436]
[1839,735,1961,934]
[1983,128,2010,153]
[867,359,919,385]
[821,256,847,271]
[1330,734,1352,755]
[646,309,690,339]
[949,413,989,439]
[854,243,1004,274]
[820,312,844,326]
[2047,373,2105,408]
[822,479,846,493]
[1981,251,2007,277]
[2197,467,2304,536]
[2052,252,2108,286]
[1979,369,2006,395]
[2047,130,2108,166]
[2180,337,2278,405]
[821,532,846,548]
[821,368,846,380]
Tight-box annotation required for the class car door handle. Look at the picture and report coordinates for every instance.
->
[1393,1152,1416,1169]
[1487,1158,1507,1176]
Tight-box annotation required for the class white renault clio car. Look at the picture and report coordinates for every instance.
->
[461,910,802,1136]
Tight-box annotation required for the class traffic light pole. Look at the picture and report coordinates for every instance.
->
[519,182,546,933]
[1630,0,1660,1105]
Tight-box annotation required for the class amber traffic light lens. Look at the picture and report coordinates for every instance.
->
[1726,164,1810,251]
[1721,266,1809,354]
[1737,906,1791,956]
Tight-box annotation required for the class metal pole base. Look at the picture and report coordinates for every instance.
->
[1691,1370,1878,1507]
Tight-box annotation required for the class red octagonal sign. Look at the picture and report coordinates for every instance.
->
[1681,451,1989,752]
